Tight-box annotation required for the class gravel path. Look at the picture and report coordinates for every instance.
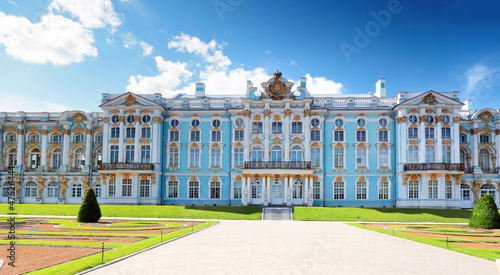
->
[87,220,497,275]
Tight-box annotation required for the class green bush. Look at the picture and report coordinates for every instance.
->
[469,194,500,229]
[77,188,102,223]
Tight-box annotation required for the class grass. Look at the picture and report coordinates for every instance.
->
[349,223,500,261]
[2,204,262,220]
[293,207,473,222]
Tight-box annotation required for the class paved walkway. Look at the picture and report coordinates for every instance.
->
[87,221,497,275]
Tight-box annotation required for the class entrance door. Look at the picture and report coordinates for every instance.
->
[250,179,262,205]
[271,179,283,205]
[292,179,304,205]
[461,184,472,208]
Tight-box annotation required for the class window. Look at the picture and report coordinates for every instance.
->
[311,130,320,141]
[142,115,151,123]
[291,145,302,162]
[311,148,321,168]
[408,127,418,139]
[127,115,135,124]
[191,119,200,127]
[169,130,179,142]
[141,127,151,138]
[168,181,178,198]
[111,115,119,123]
[170,119,179,127]
[356,131,366,142]
[379,118,388,127]
[234,147,244,167]
[378,148,389,168]
[293,180,303,199]
[210,181,221,199]
[408,180,418,199]
[272,122,282,134]
[480,134,491,143]
[291,122,302,134]
[47,182,59,198]
[125,127,135,139]
[481,184,496,200]
[334,119,344,127]
[379,182,389,199]
[25,182,37,197]
[94,148,102,167]
[189,181,200,198]
[425,145,435,163]
[122,179,132,197]
[110,127,120,138]
[428,180,438,199]
[442,145,451,163]
[94,134,102,142]
[210,148,221,167]
[169,148,179,167]
[71,183,82,198]
[334,130,344,142]
[110,145,119,163]
[378,130,388,142]
[356,148,367,167]
[212,119,221,128]
[51,134,61,142]
[108,179,116,197]
[251,147,263,162]
[460,134,467,143]
[141,145,151,163]
[73,148,85,168]
[2,183,12,197]
[479,149,491,171]
[125,145,134,163]
[233,181,242,199]
[409,145,418,163]
[445,181,452,199]
[461,184,470,201]
[313,181,321,200]
[460,149,468,167]
[252,122,263,134]
[356,182,367,199]
[334,148,344,168]
[252,180,262,199]
[140,180,150,197]
[74,134,84,142]
[51,148,61,169]
[28,134,40,142]
[442,127,451,139]
[6,133,16,142]
[235,118,244,127]
[234,129,244,141]
[442,115,450,124]
[333,182,344,200]
[7,148,16,167]
[311,118,320,127]
[425,127,434,139]
[190,130,200,142]
[426,115,434,124]
[211,130,221,142]
[94,184,102,197]
[271,145,283,162]
[189,148,200,167]
[356,118,366,127]
[29,149,41,169]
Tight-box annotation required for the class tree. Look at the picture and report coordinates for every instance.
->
[77,188,101,223]
[469,194,500,229]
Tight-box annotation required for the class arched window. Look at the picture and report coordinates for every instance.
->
[47,181,60,198]
[478,149,491,172]
[460,149,468,168]
[7,148,17,167]
[481,184,496,200]
[94,148,102,167]
[251,179,262,199]
[271,145,282,162]
[251,146,263,162]
[94,183,102,197]
[311,147,321,167]
[29,148,41,170]
[291,145,302,162]
[25,181,37,197]
[293,179,303,199]
[51,148,61,169]
[74,148,85,168]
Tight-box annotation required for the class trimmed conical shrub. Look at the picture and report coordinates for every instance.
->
[77,188,102,223]
[469,194,500,229]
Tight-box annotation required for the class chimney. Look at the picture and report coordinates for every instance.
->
[375,78,386,97]
[299,77,307,88]
[195,83,205,98]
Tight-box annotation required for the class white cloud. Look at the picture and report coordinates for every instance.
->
[464,64,500,97]
[0,95,70,112]
[140,41,153,56]
[0,12,97,65]
[264,50,271,55]
[168,33,231,68]
[290,60,297,66]
[304,74,344,94]
[49,0,121,33]
[126,56,193,95]
[121,31,153,56]
[198,67,270,95]
[7,0,17,7]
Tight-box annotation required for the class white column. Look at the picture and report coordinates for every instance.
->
[438,175,446,199]
[304,112,311,161]
[264,111,270,161]
[247,176,252,204]
[152,117,160,164]
[40,127,48,169]
[62,127,70,166]
[284,176,289,205]
[436,113,442,163]
[419,117,426,163]
[16,125,25,167]
[243,112,250,162]
[85,127,92,167]
[284,112,290,161]
[303,176,309,204]
[421,175,428,199]
[118,116,125,162]
[0,124,3,168]
[453,118,460,163]
[262,176,267,205]
[471,121,479,168]
[134,174,140,198]
[102,119,110,162]
[134,116,141,162]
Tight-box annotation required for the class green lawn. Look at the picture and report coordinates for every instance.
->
[2,204,262,220]
[293,207,473,222]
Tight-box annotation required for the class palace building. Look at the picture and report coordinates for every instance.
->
[0,72,498,208]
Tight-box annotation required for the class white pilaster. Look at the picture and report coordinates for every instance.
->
[102,120,109,162]
[453,118,460,163]
[436,112,442,163]
[85,126,92,168]
[419,118,425,163]
[284,112,290,161]
[304,113,311,161]
[243,113,250,162]
[304,176,309,204]
[134,117,141,162]
[152,118,160,163]
[118,116,125,162]
[62,125,70,166]
[471,121,479,168]
[40,127,48,169]
[264,112,270,161]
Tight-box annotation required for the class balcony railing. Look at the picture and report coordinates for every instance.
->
[98,163,155,171]
[404,163,464,171]
[244,161,311,169]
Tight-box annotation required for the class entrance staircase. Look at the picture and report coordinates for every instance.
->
[262,207,292,220]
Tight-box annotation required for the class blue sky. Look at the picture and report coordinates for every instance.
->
[0,0,499,112]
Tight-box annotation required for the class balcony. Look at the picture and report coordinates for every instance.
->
[244,161,311,169]
[404,163,464,171]
[98,163,155,171]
